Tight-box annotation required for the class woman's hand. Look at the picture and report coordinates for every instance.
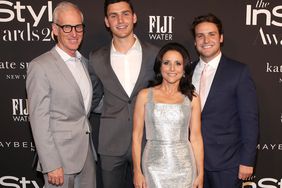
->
[133,171,147,188]
[193,174,204,188]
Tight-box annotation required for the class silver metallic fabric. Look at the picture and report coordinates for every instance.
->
[142,88,197,188]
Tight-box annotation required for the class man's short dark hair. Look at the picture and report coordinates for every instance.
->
[191,13,223,38]
[104,0,134,17]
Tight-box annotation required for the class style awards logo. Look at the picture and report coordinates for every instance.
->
[0,1,53,42]
[0,176,40,188]
[245,0,282,46]
[148,15,174,41]
[247,1,282,83]
[243,177,282,188]
[12,98,29,122]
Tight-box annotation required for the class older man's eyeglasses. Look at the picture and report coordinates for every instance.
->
[55,23,85,33]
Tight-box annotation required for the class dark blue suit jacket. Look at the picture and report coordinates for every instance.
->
[194,55,259,171]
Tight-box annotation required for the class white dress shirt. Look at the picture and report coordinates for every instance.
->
[192,53,222,109]
[55,46,91,114]
[110,35,142,97]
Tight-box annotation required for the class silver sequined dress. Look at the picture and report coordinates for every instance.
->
[142,88,197,188]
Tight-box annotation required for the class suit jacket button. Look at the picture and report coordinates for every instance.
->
[128,100,131,104]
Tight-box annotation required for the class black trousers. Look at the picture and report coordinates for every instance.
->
[100,147,134,188]
[204,167,242,188]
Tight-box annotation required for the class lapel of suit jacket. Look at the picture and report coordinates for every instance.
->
[80,56,93,115]
[202,55,226,113]
[130,41,148,99]
[50,47,85,108]
[102,45,129,101]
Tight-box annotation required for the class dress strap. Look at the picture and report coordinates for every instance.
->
[147,87,153,103]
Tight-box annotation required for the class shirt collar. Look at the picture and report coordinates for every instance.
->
[199,52,222,70]
[55,45,82,62]
[111,34,141,54]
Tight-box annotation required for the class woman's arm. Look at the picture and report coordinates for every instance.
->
[190,94,204,188]
[132,89,148,188]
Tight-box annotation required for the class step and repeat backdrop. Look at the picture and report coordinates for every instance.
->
[0,0,281,187]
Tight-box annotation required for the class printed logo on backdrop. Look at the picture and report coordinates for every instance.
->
[257,143,282,151]
[246,0,282,46]
[12,98,29,122]
[0,61,28,80]
[0,176,40,187]
[265,62,282,83]
[0,141,35,151]
[0,1,53,42]
[148,16,174,41]
[243,177,282,188]
[247,1,282,84]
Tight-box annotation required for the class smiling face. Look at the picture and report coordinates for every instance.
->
[160,50,185,85]
[194,22,223,63]
[104,1,137,40]
[52,6,83,57]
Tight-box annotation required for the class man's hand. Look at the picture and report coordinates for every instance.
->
[47,167,64,186]
[238,165,253,180]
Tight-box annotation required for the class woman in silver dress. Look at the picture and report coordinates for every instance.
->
[132,42,204,188]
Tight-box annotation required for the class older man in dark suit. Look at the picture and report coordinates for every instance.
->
[191,13,259,188]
